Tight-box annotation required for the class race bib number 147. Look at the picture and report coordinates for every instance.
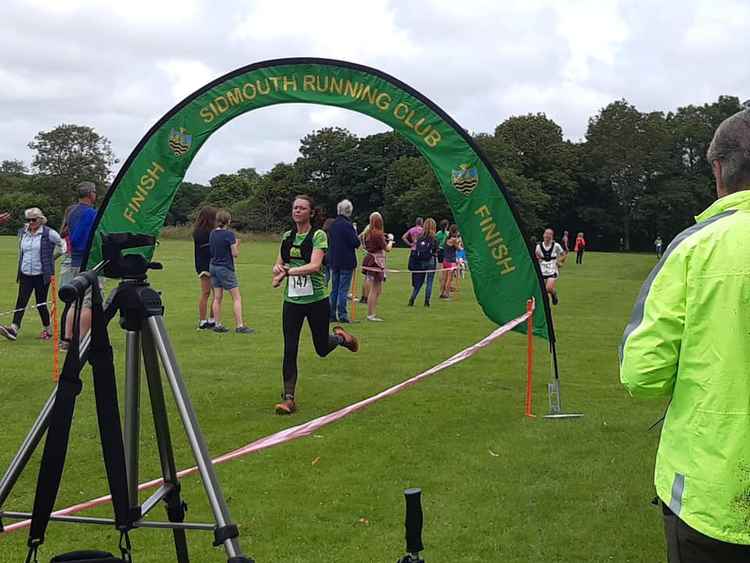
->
[288,275,314,298]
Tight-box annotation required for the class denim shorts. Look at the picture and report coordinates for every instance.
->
[210,264,239,290]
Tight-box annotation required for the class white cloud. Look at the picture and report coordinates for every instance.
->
[0,69,67,101]
[490,81,611,140]
[684,0,750,48]
[157,59,216,101]
[554,0,628,82]
[0,0,747,183]
[22,0,200,23]
[23,0,86,13]
[231,0,419,61]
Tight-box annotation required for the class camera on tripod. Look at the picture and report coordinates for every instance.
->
[101,233,160,280]
[58,233,161,304]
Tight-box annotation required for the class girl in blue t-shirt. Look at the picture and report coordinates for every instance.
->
[209,210,254,334]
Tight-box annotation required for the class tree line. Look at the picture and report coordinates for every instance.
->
[0,96,743,250]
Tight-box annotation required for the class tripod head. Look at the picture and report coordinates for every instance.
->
[58,233,161,305]
[102,233,162,280]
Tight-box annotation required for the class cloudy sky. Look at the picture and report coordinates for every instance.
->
[0,0,747,184]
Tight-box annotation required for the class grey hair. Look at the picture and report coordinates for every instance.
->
[706,109,750,193]
[337,199,353,217]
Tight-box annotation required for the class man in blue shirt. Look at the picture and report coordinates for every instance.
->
[62,181,99,344]
[67,181,98,268]
[328,199,360,323]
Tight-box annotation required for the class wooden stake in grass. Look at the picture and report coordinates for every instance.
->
[350,270,357,321]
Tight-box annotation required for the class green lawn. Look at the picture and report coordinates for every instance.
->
[0,237,667,562]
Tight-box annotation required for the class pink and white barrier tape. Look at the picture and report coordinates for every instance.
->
[361,264,460,274]
[2,303,532,533]
[0,301,53,318]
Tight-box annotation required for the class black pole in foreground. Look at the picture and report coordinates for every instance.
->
[398,488,424,563]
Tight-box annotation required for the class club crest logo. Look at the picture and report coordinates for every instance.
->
[168,127,192,157]
[451,164,479,196]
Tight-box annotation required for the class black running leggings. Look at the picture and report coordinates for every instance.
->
[13,273,50,329]
[282,298,340,397]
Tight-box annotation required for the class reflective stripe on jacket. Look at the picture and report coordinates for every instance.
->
[620,189,750,544]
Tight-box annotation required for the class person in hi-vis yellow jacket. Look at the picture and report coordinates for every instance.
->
[621,108,750,563]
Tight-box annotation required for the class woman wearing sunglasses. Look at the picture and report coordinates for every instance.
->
[0,208,63,342]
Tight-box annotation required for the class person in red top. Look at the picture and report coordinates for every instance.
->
[0,211,10,224]
[362,212,393,321]
[574,232,586,264]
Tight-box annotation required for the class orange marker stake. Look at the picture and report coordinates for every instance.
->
[51,275,60,382]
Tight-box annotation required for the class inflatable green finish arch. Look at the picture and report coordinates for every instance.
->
[84,58,553,340]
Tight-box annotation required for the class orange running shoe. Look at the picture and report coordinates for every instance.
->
[275,398,297,415]
[333,326,359,352]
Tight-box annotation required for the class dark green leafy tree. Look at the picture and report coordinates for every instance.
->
[383,156,452,234]
[233,163,303,233]
[0,190,50,234]
[236,167,260,183]
[168,182,209,225]
[347,131,417,226]
[494,113,578,222]
[296,127,360,206]
[473,133,550,237]
[203,172,256,209]
[28,124,118,198]
[583,100,671,249]
[2,96,746,250]
[0,159,28,176]
[630,96,744,245]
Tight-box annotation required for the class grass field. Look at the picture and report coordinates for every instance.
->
[0,236,667,562]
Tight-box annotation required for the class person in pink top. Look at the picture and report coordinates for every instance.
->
[402,217,424,271]
[401,217,424,250]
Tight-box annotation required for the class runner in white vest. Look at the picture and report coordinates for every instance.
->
[535,228,565,305]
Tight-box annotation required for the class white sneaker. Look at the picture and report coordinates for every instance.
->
[367,315,384,322]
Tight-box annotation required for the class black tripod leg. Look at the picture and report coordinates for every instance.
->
[141,328,190,563]
[124,330,141,510]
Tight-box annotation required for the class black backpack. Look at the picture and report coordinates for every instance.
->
[280,228,327,266]
[413,237,434,261]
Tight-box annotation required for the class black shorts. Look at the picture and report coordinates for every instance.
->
[543,273,558,280]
